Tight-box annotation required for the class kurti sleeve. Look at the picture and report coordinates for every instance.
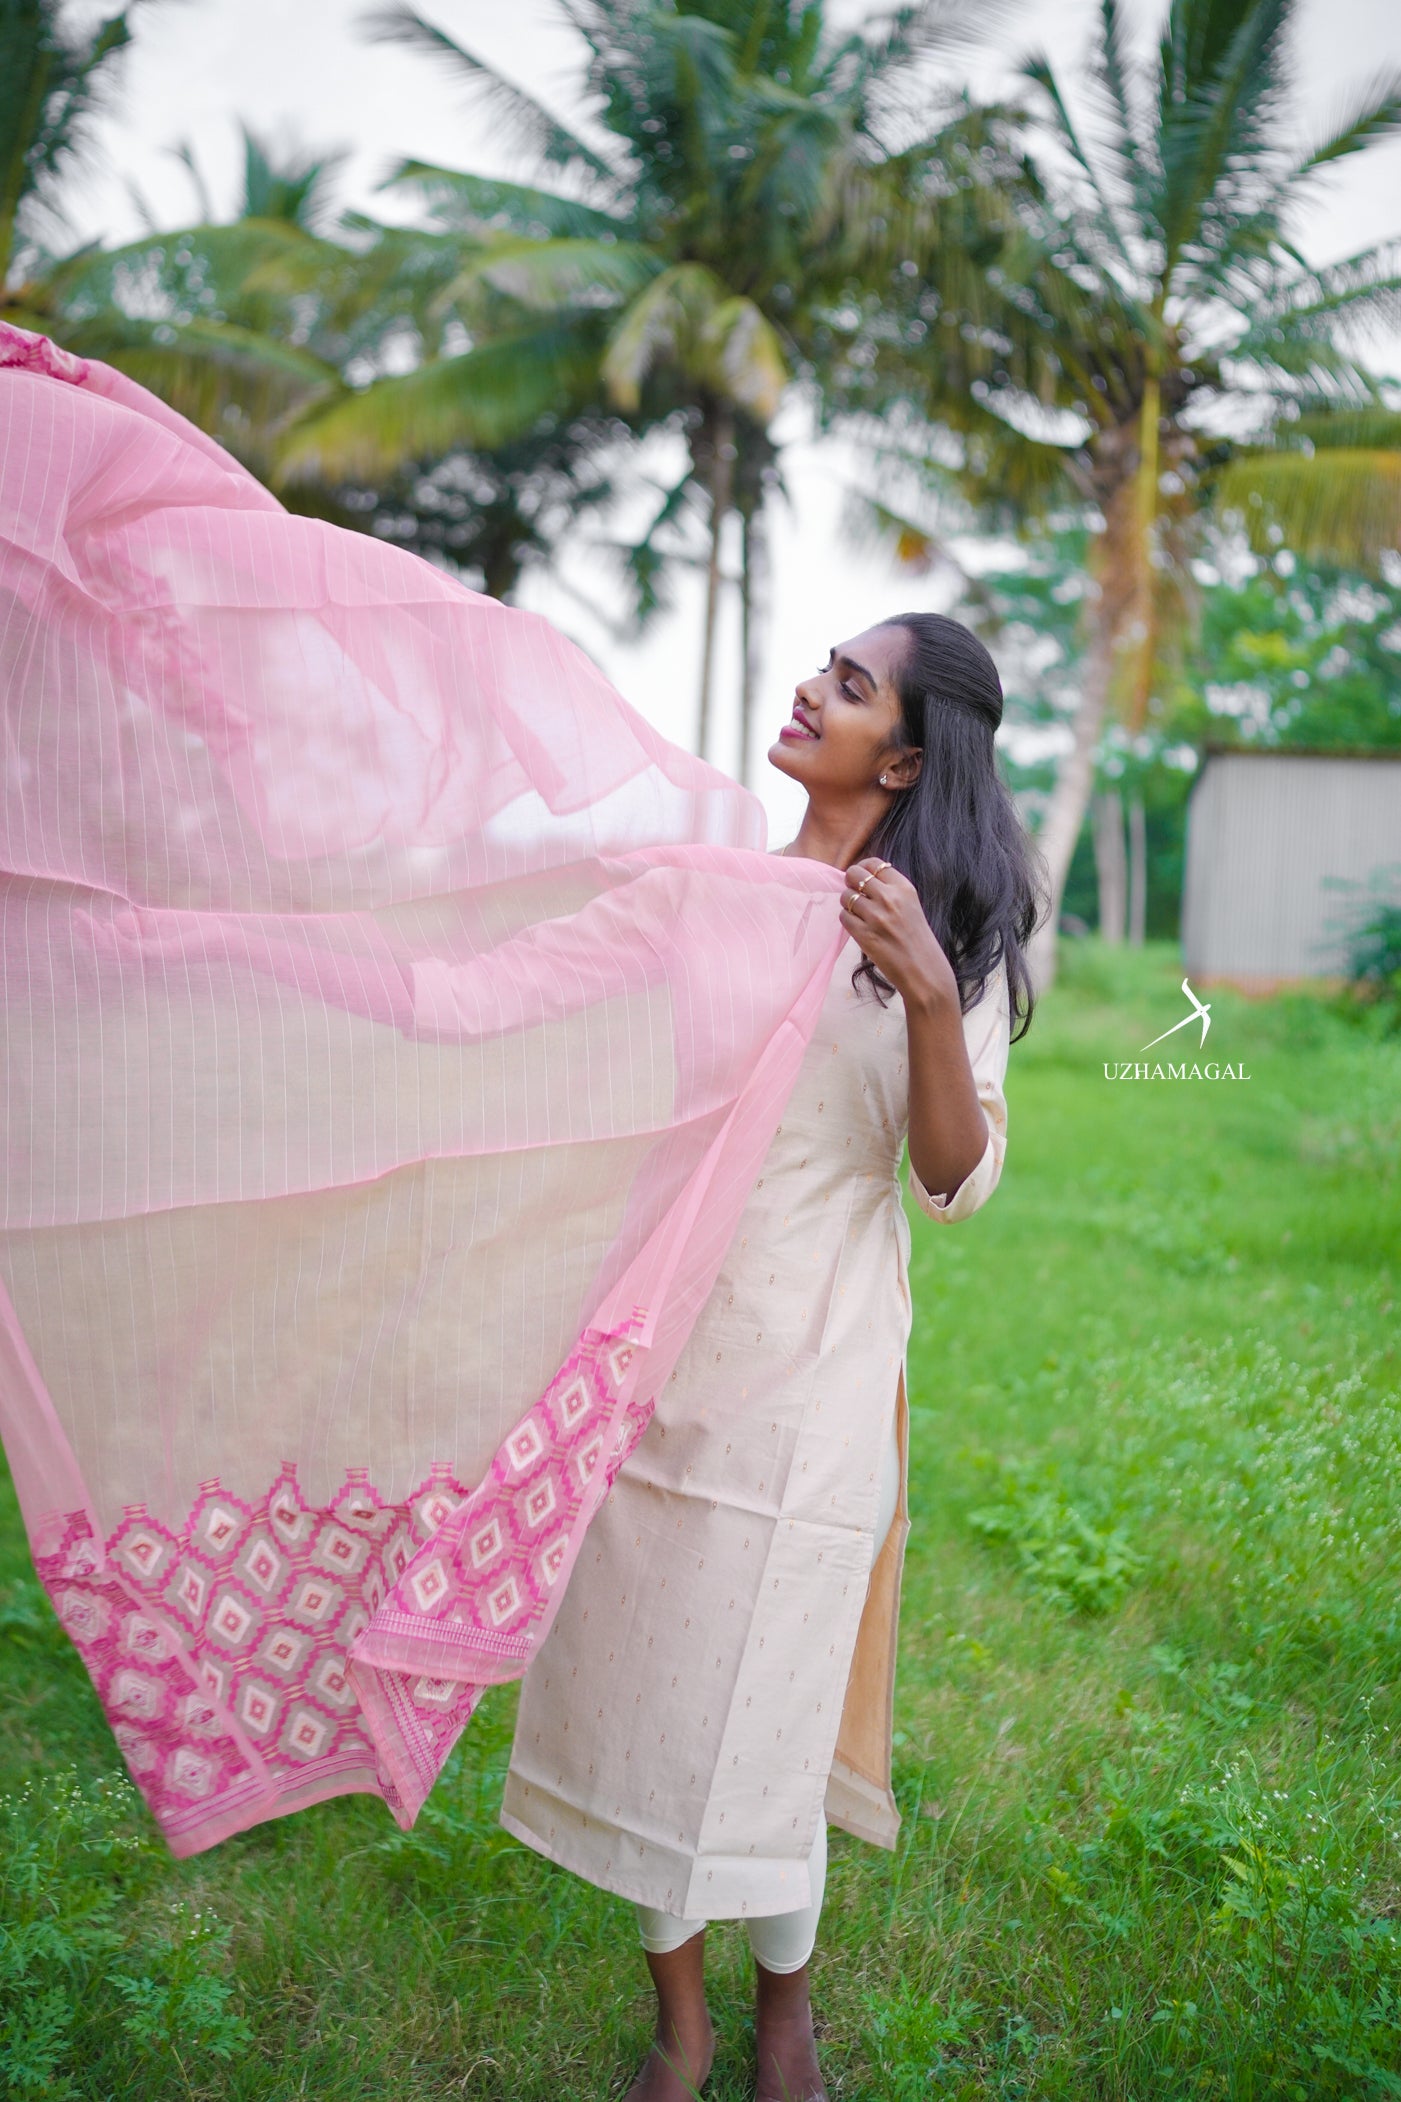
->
[905,968,1011,1224]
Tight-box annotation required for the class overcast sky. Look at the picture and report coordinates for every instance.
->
[60,0,1401,840]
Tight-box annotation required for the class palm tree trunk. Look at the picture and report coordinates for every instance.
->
[738,500,768,788]
[1127,794,1147,946]
[481,531,523,604]
[1028,468,1138,988]
[696,402,735,766]
[1094,790,1127,944]
[1027,609,1115,987]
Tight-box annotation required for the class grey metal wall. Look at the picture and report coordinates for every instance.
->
[1182,752,1401,981]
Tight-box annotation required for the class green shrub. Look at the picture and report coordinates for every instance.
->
[0,1768,251,2096]
[967,1464,1145,1615]
[1337,882,1401,1035]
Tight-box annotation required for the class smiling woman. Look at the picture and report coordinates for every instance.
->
[504,611,1045,2102]
[0,325,1044,2102]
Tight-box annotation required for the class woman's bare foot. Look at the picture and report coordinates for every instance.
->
[754,1960,828,2102]
[624,1935,715,2101]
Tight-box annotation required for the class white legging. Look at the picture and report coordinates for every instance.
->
[635,1411,901,1974]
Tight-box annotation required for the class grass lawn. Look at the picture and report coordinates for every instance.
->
[2,941,1399,2099]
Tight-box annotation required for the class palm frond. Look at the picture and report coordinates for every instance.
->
[30,310,340,440]
[704,295,788,421]
[275,323,608,484]
[833,0,1008,133]
[382,162,629,241]
[1019,52,1136,271]
[1239,244,1401,338]
[435,237,659,319]
[1283,405,1401,451]
[238,124,347,231]
[840,484,973,583]
[56,309,338,383]
[1,2,138,278]
[359,3,619,188]
[640,11,739,205]
[167,139,215,225]
[1294,73,1401,175]
[600,261,723,408]
[1094,0,1142,162]
[853,0,1005,70]
[728,95,846,254]
[609,465,697,628]
[1154,0,1292,276]
[888,390,1085,521]
[1217,449,1401,573]
[1233,339,1388,411]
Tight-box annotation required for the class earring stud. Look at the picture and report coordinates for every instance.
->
[879,773,888,786]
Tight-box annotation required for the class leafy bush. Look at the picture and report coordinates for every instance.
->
[0,1767,251,2096]
[861,1982,977,2099]
[967,1464,1144,1615]
[1335,877,1401,1034]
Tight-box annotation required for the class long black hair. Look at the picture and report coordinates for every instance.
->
[855,612,1045,1040]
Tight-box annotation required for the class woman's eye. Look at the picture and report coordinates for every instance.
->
[818,656,857,699]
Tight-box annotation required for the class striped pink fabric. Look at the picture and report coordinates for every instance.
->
[0,324,846,1854]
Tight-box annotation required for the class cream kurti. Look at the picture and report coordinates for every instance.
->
[500,937,1010,1918]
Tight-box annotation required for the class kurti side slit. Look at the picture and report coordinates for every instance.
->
[500,937,1011,1918]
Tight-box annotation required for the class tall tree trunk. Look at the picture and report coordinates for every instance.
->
[737,500,767,788]
[481,528,523,605]
[1026,610,1115,987]
[696,402,735,766]
[1094,790,1127,944]
[1027,465,1139,989]
[1127,794,1147,947]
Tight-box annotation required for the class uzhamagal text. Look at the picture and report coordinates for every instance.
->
[1102,1063,1251,1081]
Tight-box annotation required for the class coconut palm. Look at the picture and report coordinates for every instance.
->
[3,0,343,446]
[278,0,1011,776]
[865,0,1401,975]
[12,54,631,602]
[1,0,144,291]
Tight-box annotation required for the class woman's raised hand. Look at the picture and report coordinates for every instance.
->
[839,859,959,1014]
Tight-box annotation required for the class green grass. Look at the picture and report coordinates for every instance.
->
[2,941,1399,2099]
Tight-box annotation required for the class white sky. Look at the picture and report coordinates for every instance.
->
[59,0,1401,841]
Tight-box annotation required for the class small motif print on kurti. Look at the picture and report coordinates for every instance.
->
[501,947,1010,1917]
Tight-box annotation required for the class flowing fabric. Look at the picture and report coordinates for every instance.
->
[0,323,846,1856]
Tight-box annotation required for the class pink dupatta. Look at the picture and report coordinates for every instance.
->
[0,324,845,1854]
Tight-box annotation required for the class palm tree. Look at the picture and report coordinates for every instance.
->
[867,0,1401,976]
[1,0,143,292]
[12,55,631,604]
[279,0,1010,777]
[3,1,343,446]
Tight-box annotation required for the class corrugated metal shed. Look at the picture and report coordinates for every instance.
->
[1182,748,1401,983]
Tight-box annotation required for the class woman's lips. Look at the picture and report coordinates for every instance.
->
[779,717,819,741]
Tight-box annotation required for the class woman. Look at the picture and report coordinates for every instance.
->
[502,614,1041,2101]
[0,327,1038,2096]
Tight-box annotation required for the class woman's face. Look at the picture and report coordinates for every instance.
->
[767,623,921,794]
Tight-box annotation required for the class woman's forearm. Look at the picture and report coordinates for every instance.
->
[903,984,989,1203]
